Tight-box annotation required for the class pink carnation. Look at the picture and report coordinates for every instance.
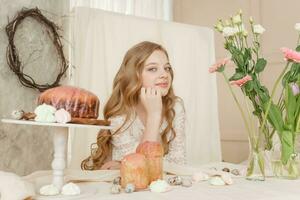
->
[230,75,252,87]
[209,58,230,73]
[280,47,300,63]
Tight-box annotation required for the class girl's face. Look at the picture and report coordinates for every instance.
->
[141,50,172,96]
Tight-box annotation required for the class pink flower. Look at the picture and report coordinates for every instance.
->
[230,75,252,87]
[209,58,230,73]
[280,47,300,63]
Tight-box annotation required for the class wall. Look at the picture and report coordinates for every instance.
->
[173,0,300,163]
[0,0,68,175]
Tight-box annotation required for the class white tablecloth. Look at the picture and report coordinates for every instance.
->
[23,162,300,200]
[77,178,300,200]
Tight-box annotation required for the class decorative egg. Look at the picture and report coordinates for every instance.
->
[110,184,121,194]
[125,183,135,193]
[222,167,230,172]
[167,176,182,185]
[113,177,121,185]
[11,110,24,120]
[231,169,240,176]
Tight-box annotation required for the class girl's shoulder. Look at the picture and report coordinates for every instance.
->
[174,97,185,113]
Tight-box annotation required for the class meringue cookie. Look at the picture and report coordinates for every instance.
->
[55,108,71,123]
[149,180,171,193]
[39,184,59,196]
[209,176,226,186]
[34,104,56,123]
[61,182,80,195]
[192,172,209,182]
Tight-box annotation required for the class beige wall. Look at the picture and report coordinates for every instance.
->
[0,0,69,175]
[173,0,300,163]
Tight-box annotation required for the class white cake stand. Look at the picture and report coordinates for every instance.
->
[1,119,113,199]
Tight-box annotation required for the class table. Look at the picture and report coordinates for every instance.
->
[1,119,113,193]
[23,167,300,200]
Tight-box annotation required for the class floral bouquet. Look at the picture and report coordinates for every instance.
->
[210,10,300,180]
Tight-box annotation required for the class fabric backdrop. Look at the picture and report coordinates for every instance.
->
[70,0,173,21]
[68,7,221,169]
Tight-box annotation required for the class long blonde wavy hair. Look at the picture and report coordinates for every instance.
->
[81,41,178,170]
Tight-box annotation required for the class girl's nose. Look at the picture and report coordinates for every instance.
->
[159,69,168,78]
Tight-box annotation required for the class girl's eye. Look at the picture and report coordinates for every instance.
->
[165,66,172,71]
[148,67,157,72]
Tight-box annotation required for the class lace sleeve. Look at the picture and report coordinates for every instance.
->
[110,116,137,161]
[164,99,187,165]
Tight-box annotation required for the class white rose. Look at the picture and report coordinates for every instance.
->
[294,23,300,31]
[232,14,242,24]
[253,24,265,34]
[222,27,238,37]
[215,21,223,32]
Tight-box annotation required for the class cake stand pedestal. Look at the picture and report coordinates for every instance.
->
[1,119,113,199]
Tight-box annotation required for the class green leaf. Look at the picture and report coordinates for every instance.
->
[216,65,225,72]
[285,85,297,125]
[281,131,294,165]
[243,48,252,62]
[263,103,284,134]
[245,81,254,92]
[296,45,300,52]
[229,72,244,81]
[282,71,292,87]
[255,58,267,73]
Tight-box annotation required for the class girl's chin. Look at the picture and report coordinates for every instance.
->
[160,88,169,96]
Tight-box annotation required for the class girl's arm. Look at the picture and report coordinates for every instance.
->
[140,87,162,142]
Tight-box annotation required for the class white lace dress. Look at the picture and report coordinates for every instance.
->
[110,99,186,165]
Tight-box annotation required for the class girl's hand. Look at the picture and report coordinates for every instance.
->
[140,87,162,117]
[100,160,121,170]
[140,87,162,142]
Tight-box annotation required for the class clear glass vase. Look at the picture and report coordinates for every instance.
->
[271,141,299,179]
[246,147,265,181]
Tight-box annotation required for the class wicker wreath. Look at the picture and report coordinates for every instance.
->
[5,7,69,92]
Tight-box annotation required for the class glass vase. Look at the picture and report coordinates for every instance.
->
[246,147,266,181]
[271,134,300,179]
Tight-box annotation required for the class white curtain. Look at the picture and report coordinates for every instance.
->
[68,7,221,169]
[70,0,173,21]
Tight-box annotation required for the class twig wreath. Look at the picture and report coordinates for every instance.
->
[5,7,68,92]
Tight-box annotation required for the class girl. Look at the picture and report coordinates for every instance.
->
[81,41,186,170]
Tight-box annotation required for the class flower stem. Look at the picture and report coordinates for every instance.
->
[259,62,291,139]
[222,72,254,146]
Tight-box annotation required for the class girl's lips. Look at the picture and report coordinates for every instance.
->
[156,83,168,88]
